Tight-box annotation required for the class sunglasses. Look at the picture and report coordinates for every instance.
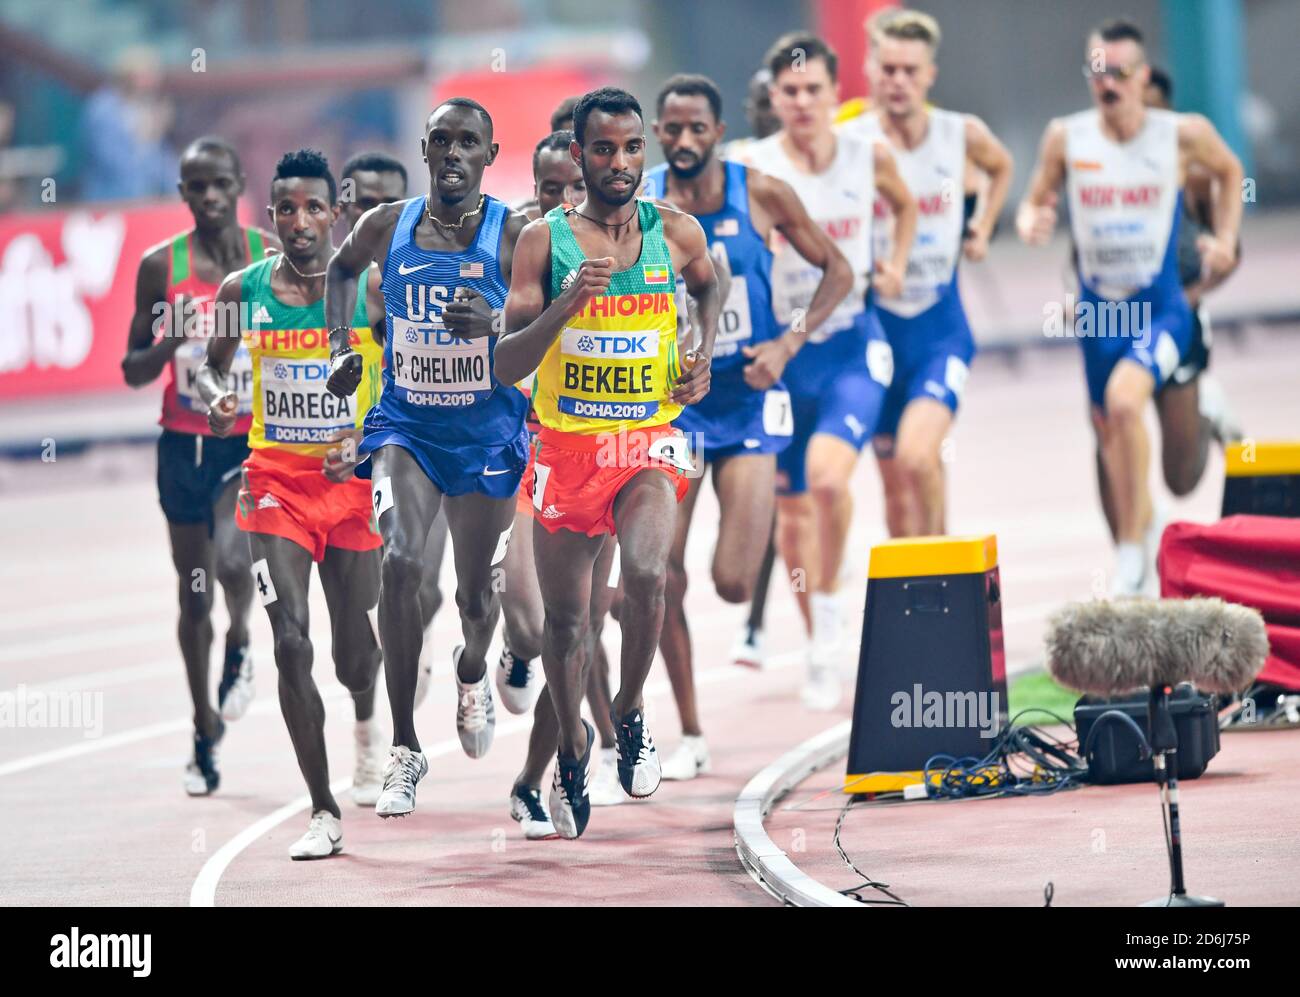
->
[1082,62,1143,82]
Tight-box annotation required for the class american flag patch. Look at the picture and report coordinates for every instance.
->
[713,218,739,237]
[460,261,484,278]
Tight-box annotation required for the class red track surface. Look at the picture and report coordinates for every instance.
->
[1,325,1296,906]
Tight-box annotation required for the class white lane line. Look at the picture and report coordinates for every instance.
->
[0,685,351,779]
[0,592,168,633]
[0,622,167,665]
[189,650,808,907]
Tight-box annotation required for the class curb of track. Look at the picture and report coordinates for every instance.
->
[733,718,858,907]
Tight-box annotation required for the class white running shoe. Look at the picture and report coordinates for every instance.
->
[660,735,711,781]
[413,626,435,710]
[453,644,495,759]
[495,646,541,715]
[801,650,842,712]
[729,625,766,669]
[1198,370,1243,445]
[589,748,624,807]
[218,647,255,722]
[509,784,559,840]
[549,721,594,839]
[375,745,428,818]
[610,706,661,798]
[351,718,386,807]
[289,809,343,860]
[1110,541,1147,598]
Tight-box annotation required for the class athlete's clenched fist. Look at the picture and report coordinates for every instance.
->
[326,345,364,398]
[559,257,613,315]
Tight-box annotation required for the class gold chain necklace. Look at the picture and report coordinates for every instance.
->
[427,194,485,230]
[276,253,327,280]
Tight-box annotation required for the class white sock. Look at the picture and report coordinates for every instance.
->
[811,592,841,647]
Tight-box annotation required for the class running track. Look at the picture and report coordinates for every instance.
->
[2,325,1295,905]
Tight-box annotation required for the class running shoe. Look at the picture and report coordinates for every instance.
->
[351,718,386,807]
[289,810,343,860]
[730,624,766,669]
[549,720,594,839]
[509,784,559,840]
[801,649,842,712]
[375,745,428,818]
[610,705,661,798]
[184,718,225,796]
[589,747,625,807]
[453,644,495,758]
[217,645,254,721]
[660,735,711,781]
[495,646,541,715]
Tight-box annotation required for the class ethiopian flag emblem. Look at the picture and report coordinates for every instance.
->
[643,264,670,285]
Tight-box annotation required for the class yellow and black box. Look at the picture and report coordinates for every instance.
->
[1222,441,1300,518]
[845,535,1007,794]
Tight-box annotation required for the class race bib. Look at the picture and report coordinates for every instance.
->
[391,315,490,397]
[174,340,253,414]
[762,388,794,437]
[713,274,753,358]
[260,355,355,444]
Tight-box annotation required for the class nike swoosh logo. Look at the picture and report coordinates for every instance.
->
[482,468,511,476]
[397,261,436,276]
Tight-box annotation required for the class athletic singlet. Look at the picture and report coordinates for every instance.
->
[160,228,267,435]
[240,256,381,458]
[374,194,525,446]
[1065,108,1183,303]
[741,131,874,342]
[846,109,967,319]
[533,200,682,434]
[643,161,776,371]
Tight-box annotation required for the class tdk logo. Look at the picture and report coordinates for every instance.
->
[406,328,474,347]
[274,361,329,381]
[562,329,658,358]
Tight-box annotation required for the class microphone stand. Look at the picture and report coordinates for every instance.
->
[1140,683,1223,907]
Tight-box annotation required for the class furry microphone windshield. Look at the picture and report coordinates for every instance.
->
[1045,597,1268,695]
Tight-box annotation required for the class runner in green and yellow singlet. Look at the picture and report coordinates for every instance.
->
[498,88,720,838]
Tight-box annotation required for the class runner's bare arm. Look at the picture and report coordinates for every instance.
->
[443,210,530,340]
[121,245,185,387]
[1179,113,1243,285]
[326,202,400,396]
[664,208,717,405]
[1016,119,1067,245]
[495,220,611,385]
[963,115,1014,262]
[196,271,244,436]
[872,141,916,299]
[753,171,852,349]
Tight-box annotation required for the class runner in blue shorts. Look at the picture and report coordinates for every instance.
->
[325,98,530,816]
[646,72,853,775]
[741,32,916,710]
[1018,18,1243,595]
[840,9,1014,538]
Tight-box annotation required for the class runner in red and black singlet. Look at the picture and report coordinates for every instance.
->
[121,137,278,798]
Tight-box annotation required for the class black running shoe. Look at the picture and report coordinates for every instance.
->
[185,718,225,796]
[610,705,661,798]
[217,645,254,721]
[548,720,594,839]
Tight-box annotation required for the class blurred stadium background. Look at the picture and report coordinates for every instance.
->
[1,0,1297,448]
